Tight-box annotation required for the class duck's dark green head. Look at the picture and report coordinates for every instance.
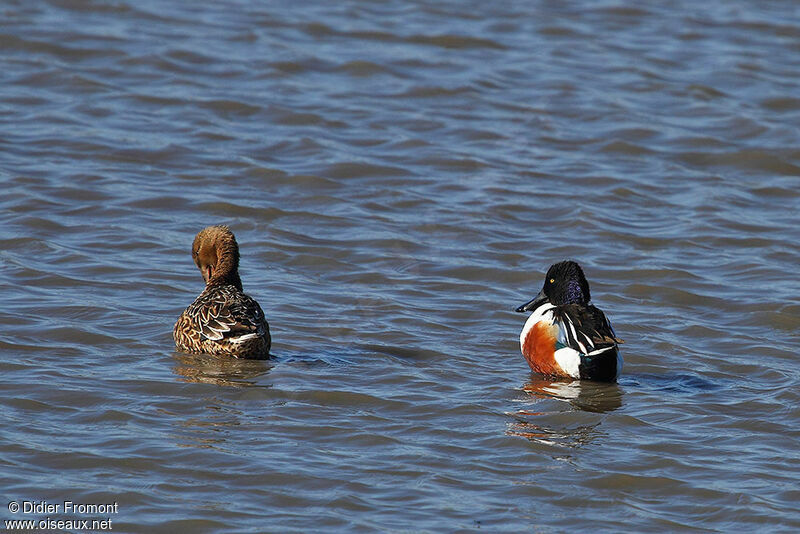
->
[543,260,591,305]
[516,260,591,312]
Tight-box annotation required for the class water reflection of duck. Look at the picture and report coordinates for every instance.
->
[506,377,622,446]
[521,376,623,413]
[174,225,271,359]
[172,352,273,387]
[516,261,623,382]
[506,416,601,448]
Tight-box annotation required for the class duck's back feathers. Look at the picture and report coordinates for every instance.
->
[174,284,271,359]
[551,304,621,381]
[553,304,623,354]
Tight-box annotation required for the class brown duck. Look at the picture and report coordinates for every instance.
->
[174,225,271,359]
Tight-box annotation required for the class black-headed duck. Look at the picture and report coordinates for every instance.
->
[515,261,622,381]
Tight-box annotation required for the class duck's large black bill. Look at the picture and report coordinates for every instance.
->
[515,289,547,313]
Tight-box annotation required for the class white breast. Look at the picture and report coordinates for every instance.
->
[553,347,581,378]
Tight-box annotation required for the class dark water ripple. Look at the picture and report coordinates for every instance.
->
[2,0,800,532]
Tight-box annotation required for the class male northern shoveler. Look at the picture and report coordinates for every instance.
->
[174,225,271,359]
[515,260,622,381]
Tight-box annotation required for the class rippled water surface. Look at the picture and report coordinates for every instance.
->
[2,1,800,532]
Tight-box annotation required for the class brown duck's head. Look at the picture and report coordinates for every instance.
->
[191,225,243,290]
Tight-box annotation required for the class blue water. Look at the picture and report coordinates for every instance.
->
[2,1,799,532]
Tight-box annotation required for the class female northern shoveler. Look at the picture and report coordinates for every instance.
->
[515,260,622,382]
[174,225,271,359]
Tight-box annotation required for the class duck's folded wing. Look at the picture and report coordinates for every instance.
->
[195,287,265,341]
[593,307,624,345]
[554,304,622,354]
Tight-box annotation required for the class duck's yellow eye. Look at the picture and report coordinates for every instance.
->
[549,278,555,283]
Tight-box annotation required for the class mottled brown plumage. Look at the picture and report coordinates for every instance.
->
[174,226,271,359]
